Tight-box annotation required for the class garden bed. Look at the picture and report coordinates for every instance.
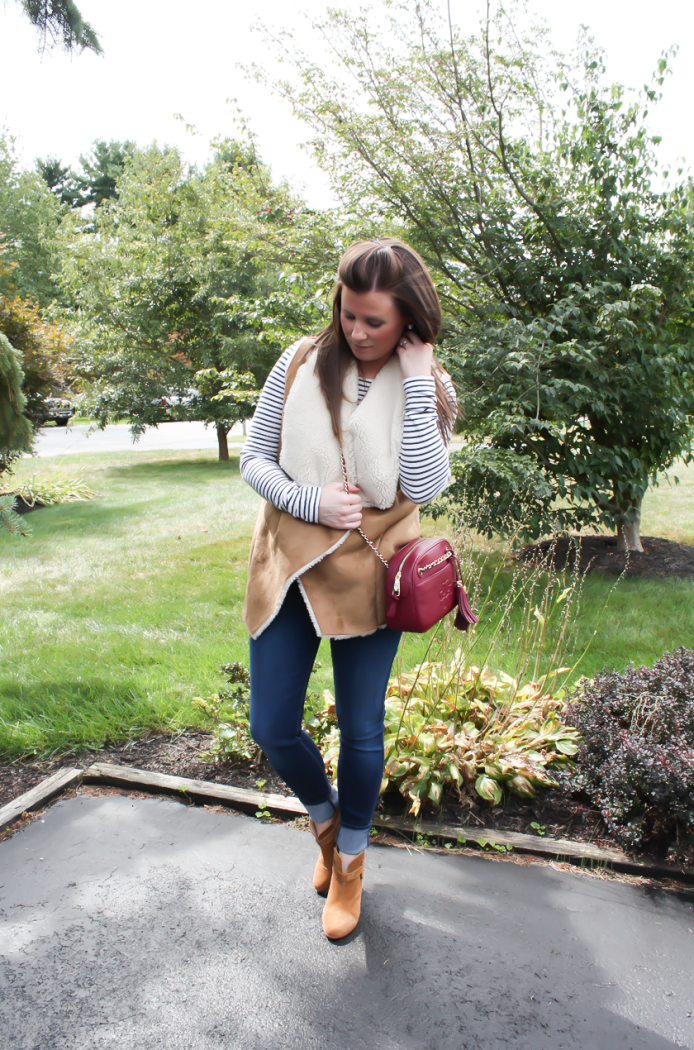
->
[8,493,42,515]
[521,534,694,579]
[0,728,628,856]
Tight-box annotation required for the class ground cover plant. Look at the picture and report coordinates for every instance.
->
[1,449,693,764]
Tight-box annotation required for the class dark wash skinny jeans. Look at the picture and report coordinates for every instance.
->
[249,582,401,855]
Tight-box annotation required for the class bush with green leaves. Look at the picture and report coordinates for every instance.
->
[192,662,256,763]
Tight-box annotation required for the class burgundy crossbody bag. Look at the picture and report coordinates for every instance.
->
[339,451,478,634]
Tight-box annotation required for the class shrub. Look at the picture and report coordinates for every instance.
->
[564,648,694,857]
[192,663,256,762]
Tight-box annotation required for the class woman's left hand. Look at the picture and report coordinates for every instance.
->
[396,328,433,379]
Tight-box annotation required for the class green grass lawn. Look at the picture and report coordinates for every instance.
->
[1,450,693,758]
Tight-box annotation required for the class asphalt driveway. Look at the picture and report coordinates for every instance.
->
[1,793,693,1049]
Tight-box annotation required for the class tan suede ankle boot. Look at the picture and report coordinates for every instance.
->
[322,849,365,940]
[309,808,340,896]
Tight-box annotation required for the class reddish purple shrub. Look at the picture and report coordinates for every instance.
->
[564,648,694,856]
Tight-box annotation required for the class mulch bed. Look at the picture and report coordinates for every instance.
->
[2,493,42,515]
[520,534,694,579]
[0,731,293,812]
[0,728,614,853]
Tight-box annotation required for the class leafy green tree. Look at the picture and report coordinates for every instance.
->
[15,0,101,54]
[0,135,61,307]
[0,332,33,474]
[191,368,259,461]
[269,1,694,550]
[59,141,336,458]
[0,284,72,428]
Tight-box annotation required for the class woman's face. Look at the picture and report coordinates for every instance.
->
[340,286,406,367]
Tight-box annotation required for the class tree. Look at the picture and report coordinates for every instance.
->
[71,140,136,209]
[37,140,136,213]
[267,0,694,550]
[15,0,101,54]
[0,135,62,307]
[59,141,337,458]
[0,332,33,475]
[36,156,74,204]
[191,369,259,461]
[0,287,72,428]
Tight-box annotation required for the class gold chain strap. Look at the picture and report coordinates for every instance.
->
[417,551,453,576]
[339,449,390,569]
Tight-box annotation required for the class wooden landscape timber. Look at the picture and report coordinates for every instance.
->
[81,762,308,816]
[0,767,82,832]
[0,762,692,884]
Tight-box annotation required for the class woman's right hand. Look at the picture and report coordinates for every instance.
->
[318,482,363,529]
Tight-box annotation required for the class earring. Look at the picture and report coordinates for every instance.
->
[406,324,414,330]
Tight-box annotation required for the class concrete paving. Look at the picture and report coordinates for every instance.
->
[1,794,693,1050]
[30,421,246,458]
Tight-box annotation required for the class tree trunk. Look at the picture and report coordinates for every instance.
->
[616,498,644,553]
[217,425,229,462]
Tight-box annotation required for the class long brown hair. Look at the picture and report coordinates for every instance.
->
[313,238,457,439]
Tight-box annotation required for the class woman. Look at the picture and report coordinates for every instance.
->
[240,239,456,940]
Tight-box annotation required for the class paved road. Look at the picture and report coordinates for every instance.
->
[31,422,464,458]
[1,794,693,1050]
[31,421,246,457]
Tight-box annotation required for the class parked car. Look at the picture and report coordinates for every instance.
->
[157,389,199,418]
[38,397,76,427]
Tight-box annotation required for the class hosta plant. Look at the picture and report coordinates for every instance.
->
[307,651,582,816]
[0,471,97,507]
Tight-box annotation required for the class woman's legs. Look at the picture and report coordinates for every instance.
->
[330,626,402,857]
[249,583,336,819]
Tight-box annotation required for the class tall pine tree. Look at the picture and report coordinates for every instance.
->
[16,0,101,54]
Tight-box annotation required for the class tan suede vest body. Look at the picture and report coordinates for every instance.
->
[243,340,420,639]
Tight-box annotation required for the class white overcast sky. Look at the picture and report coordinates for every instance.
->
[1,0,693,208]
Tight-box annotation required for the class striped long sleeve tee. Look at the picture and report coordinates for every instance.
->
[239,342,455,524]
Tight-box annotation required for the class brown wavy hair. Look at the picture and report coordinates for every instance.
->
[313,238,457,439]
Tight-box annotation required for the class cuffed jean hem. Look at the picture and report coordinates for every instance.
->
[304,784,339,824]
[337,824,371,855]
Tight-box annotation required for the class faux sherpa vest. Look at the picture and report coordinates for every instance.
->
[243,340,420,639]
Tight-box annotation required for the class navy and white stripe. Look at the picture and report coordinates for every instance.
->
[240,343,455,523]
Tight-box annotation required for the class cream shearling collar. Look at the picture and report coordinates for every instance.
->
[279,347,405,510]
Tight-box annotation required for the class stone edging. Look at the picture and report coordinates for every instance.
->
[1,761,692,884]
